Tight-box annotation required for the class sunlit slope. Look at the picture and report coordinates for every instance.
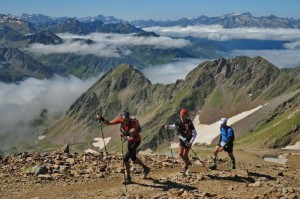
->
[39,56,300,152]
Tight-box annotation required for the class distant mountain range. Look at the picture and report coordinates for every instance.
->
[130,12,300,28]
[0,47,53,82]
[5,12,300,29]
[0,12,298,83]
[0,14,179,82]
[1,14,144,35]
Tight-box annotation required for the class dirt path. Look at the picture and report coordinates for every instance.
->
[1,148,299,199]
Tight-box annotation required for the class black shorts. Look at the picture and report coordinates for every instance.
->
[179,138,191,149]
[123,141,140,162]
[219,142,233,153]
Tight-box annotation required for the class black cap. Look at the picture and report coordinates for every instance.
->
[120,111,130,119]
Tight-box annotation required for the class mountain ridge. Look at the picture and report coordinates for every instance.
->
[0,47,53,82]
[1,12,299,83]
[35,56,300,153]
[11,12,300,29]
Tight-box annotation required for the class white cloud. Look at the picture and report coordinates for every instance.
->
[25,32,190,57]
[141,58,208,84]
[26,41,122,57]
[144,25,300,41]
[143,25,300,68]
[229,49,300,68]
[0,75,99,118]
[284,41,300,49]
[0,75,100,149]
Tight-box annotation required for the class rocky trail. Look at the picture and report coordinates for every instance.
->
[0,146,299,199]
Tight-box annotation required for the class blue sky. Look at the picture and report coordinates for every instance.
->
[1,0,299,20]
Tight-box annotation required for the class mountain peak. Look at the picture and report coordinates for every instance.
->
[94,64,151,92]
[0,25,25,41]
[27,30,63,45]
[67,64,152,120]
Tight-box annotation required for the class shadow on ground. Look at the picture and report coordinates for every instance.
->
[130,177,198,192]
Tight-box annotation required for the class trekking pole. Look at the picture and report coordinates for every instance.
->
[166,128,174,158]
[190,148,200,160]
[190,147,209,171]
[99,121,108,155]
[121,138,127,193]
[179,135,209,171]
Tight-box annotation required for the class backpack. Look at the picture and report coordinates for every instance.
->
[120,116,142,134]
[177,119,193,139]
[132,117,142,133]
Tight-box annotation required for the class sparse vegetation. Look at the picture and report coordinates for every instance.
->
[207,87,223,108]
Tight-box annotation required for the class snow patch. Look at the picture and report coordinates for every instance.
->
[282,141,300,150]
[169,142,179,149]
[85,149,100,154]
[92,137,111,149]
[38,135,46,140]
[193,105,265,145]
[264,154,288,164]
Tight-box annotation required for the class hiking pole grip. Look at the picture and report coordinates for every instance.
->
[97,112,105,122]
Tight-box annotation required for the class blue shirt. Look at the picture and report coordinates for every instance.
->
[220,126,234,143]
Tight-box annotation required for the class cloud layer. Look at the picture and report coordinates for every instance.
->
[229,49,300,68]
[144,25,300,41]
[25,26,300,68]
[25,33,190,57]
[142,58,208,84]
[144,25,300,68]
[0,75,99,150]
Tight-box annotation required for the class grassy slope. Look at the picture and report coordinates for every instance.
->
[235,91,300,149]
[34,58,300,153]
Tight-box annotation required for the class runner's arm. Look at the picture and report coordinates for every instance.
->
[96,114,120,125]
[227,128,234,143]
[128,124,138,136]
[165,124,176,130]
[189,129,197,144]
[101,118,120,125]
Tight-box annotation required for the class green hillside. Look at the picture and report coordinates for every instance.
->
[34,56,300,153]
[236,91,300,149]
